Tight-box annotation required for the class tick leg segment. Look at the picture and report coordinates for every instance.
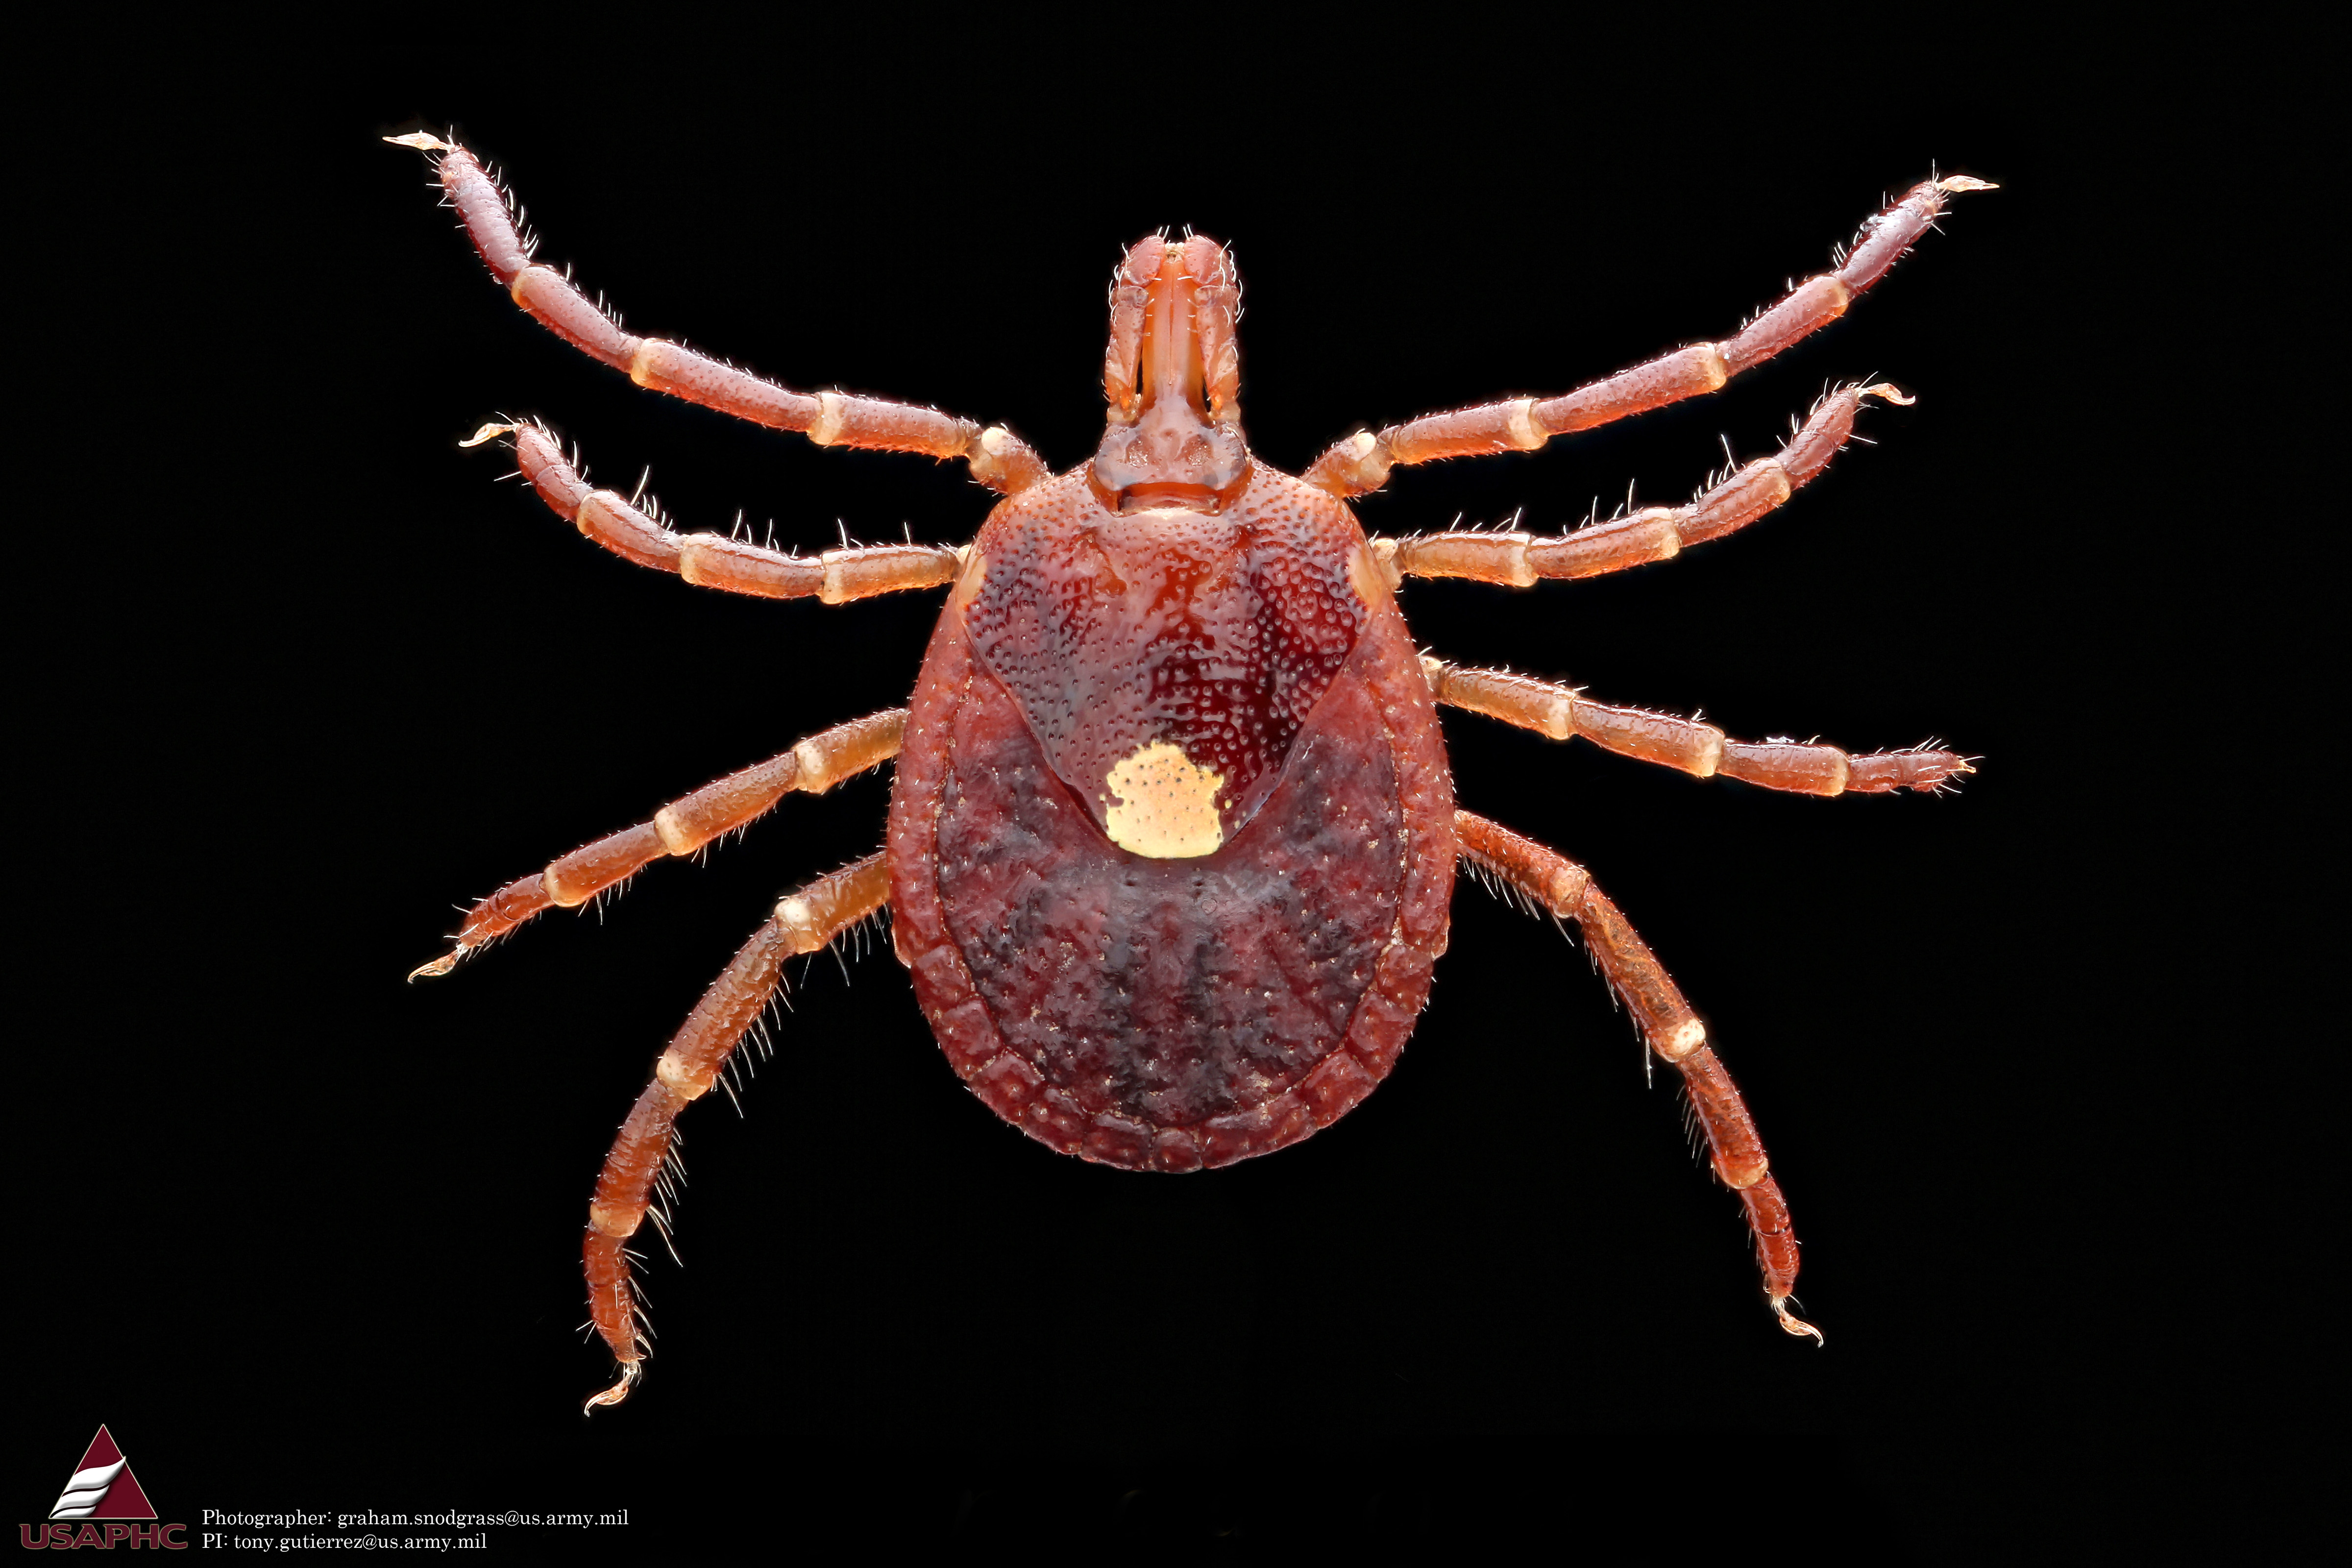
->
[583,852,891,1410]
[1422,659,1969,797]
[411,710,905,978]
[1305,175,1994,498]
[1374,383,1908,587]
[387,134,1049,495]
[476,421,964,601]
[1453,810,1819,1341]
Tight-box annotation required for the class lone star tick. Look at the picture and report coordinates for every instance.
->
[389,131,1991,1410]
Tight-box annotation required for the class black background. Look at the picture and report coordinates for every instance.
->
[19,21,2325,1563]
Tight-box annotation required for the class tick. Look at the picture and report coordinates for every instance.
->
[389,132,1990,1410]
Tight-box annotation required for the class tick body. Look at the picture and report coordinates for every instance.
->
[390,133,1989,1409]
[894,462,1452,1173]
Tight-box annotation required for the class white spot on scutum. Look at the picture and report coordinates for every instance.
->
[1102,740,1226,858]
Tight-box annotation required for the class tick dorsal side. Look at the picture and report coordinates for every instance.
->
[393,129,1991,1398]
[888,464,1455,1172]
[889,236,1451,1163]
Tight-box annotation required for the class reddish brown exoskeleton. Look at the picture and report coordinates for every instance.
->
[389,132,1991,1410]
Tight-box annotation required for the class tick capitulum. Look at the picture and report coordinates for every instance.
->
[390,131,1989,1410]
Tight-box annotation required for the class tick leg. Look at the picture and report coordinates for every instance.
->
[1421,659,1970,797]
[412,710,904,979]
[470,421,966,601]
[1453,810,1819,1342]
[387,133,1049,494]
[1305,174,1994,498]
[1373,383,1909,587]
[583,852,890,1410]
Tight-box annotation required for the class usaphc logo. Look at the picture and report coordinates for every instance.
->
[20,1427,185,1551]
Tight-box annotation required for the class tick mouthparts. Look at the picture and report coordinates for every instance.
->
[1102,234,1241,425]
[1093,235,1250,509]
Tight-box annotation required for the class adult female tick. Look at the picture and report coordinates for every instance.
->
[389,132,1988,1409]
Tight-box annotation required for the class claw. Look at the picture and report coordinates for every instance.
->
[408,949,463,982]
[583,1362,641,1415]
[1936,175,2000,194]
[1858,383,1916,407]
[459,421,517,449]
[1772,1298,1826,1346]
[383,132,456,154]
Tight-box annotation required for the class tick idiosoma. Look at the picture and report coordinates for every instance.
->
[389,132,1989,1409]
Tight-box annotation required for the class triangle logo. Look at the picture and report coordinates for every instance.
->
[49,1426,157,1521]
